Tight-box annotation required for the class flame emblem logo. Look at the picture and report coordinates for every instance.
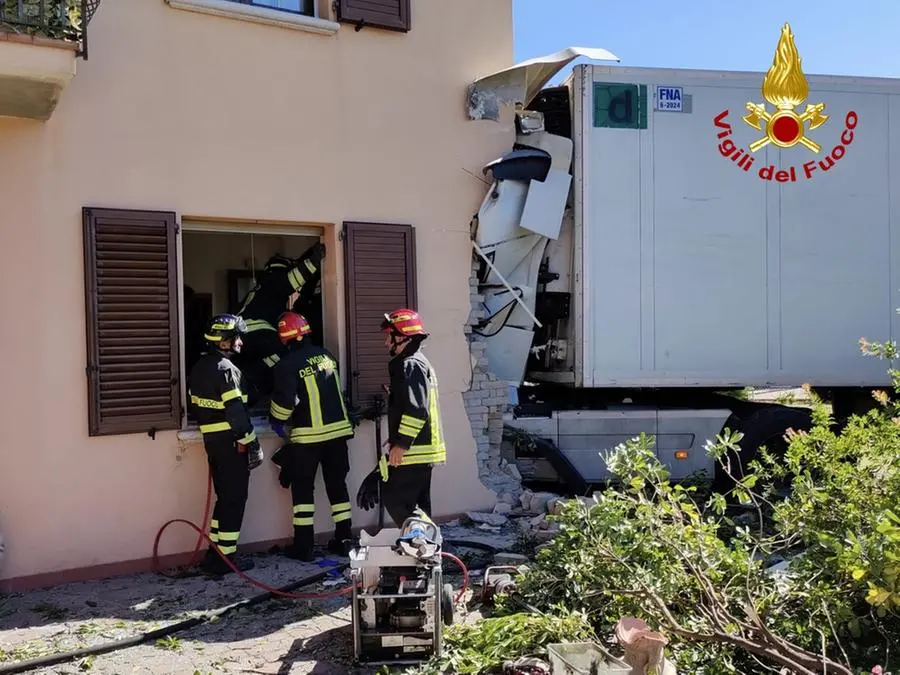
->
[742,23,829,153]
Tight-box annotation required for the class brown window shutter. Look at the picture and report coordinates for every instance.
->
[336,0,410,32]
[343,221,417,413]
[83,207,182,437]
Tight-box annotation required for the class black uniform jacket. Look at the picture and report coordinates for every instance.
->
[188,351,257,444]
[268,341,353,445]
[386,342,445,466]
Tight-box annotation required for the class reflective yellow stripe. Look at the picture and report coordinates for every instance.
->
[191,395,224,409]
[401,451,444,466]
[209,518,219,543]
[304,376,324,428]
[400,414,426,431]
[270,400,293,421]
[221,388,242,402]
[217,530,240,555]
[263,354,281,367]
[244,319,276,333]
[304,259,317,274]
[378,455,389,481]
[287,421,353,444]
[332,501,351,523]
[293,503,315,527]
[400,368,446,466]
[238,431,257,444]
[200,421,231,434]
[287,267,305,292]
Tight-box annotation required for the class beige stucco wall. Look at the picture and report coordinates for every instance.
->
[0,0,513,584]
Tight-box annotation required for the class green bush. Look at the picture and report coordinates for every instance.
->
[514,385,899,673]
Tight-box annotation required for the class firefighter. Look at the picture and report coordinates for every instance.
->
[235,243,326,398]
[268,311,355,561]
[188,313,264,576]
[356,309,446,527]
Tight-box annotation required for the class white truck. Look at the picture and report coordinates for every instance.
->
[465,45,900,489]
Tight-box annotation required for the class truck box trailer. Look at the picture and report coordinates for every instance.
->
[466,44,900,487]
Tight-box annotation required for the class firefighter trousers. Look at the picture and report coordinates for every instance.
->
[204,435,251,556]
[236,327,285,398]
[285,438,353,551]
[382,464,433,528]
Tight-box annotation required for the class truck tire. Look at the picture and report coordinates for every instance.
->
[714,405,812,491]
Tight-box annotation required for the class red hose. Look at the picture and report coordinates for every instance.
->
[151,468,355,600]
[152,473,213,579]
[440,551,469,603]
[152,518,356,599]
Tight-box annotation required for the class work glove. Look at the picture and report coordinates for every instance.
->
[271,421,288,440]
[305,242,326,268]
[271,444,292,489]
[356,468,382,511]
[242,439,264,471]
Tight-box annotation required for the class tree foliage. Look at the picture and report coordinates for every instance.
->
[515,377,900,673]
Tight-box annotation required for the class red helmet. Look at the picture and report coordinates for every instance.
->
[277,311,312,344]
[381,308,428,337]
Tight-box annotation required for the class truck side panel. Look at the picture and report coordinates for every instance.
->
[574,65,900,388]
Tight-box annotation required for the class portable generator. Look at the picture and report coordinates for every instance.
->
[348,513,455,665]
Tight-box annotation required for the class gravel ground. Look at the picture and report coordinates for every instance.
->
[0,534,509,675]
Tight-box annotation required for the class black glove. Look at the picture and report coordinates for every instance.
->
[243,439,264,470]
[356,469,381,511]
[271,444,292,489]
[306,242,326,268]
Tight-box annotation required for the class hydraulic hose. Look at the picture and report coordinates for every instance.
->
[0,564,351,675]
[152,518,355,600]
[152,474,214,578]
[440,551,470,603]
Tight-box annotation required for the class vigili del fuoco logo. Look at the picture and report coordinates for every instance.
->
[713,23,858,183]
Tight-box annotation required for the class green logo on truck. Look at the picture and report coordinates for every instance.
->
[594,83,648,130]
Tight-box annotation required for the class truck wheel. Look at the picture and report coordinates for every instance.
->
[714,405,812,491]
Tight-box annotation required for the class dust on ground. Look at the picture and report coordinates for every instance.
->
[0,533,509,675]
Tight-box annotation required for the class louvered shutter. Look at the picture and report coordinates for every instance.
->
[343,221,417,414]
[336,0,410,32]
[83,207,182,437]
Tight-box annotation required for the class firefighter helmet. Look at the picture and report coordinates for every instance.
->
[203,313,247,345]
[277,311,312,343]
[381,308,428,337]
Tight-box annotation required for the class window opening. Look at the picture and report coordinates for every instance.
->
[181,228,324,426]
[231,0,315,17]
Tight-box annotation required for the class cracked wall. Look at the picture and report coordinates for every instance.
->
[463,257,524,502]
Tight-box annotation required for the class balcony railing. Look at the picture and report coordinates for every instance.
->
[0,0,100,58]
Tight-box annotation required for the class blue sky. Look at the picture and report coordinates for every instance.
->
[513,0,900,79]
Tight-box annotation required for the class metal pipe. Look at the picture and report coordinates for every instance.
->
[471,240,543,329]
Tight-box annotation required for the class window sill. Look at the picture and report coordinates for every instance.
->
[177,418,280,443]
[164,0,340,36]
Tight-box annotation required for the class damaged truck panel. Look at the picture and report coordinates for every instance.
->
[467,46,620,121]
[466,58,900,489]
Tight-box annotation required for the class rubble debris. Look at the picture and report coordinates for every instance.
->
[493,552,529,566]
[463,511,509,527]
[503,656,551,674]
